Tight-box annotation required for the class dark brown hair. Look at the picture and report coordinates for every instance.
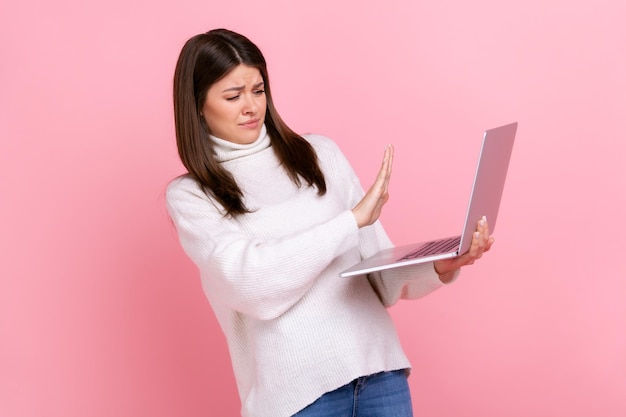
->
[173,28,326,216]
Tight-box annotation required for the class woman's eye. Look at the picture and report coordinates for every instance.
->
[226,95,240,101]
[254,89,265,95]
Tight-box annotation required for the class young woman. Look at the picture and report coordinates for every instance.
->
[166,28,493,417]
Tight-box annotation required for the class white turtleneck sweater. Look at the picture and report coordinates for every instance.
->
[166,125,451,417]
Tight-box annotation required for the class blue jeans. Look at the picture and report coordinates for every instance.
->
[292,370,413,417]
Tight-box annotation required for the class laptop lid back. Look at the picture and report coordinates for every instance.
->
[458,122,517,255]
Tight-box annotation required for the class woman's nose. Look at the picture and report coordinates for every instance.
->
[242,94,258,115]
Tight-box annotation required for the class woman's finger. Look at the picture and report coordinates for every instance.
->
[377,144,393,191]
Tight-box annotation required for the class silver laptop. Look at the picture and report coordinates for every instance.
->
[339,122,518,278]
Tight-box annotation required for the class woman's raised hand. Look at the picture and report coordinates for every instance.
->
[351,144,394,228]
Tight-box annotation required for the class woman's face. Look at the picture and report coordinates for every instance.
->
[201,64,267,144]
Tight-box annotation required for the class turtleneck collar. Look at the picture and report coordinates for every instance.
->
[210,124,271,163]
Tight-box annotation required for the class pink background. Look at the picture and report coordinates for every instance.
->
[2,1,624,416]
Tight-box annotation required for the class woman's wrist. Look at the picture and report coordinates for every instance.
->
[437,270,457,284]
[434,263,459,284]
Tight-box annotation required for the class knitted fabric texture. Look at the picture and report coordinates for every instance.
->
[166,126,448,417]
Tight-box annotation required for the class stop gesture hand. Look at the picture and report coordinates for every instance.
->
[351,144,394,229]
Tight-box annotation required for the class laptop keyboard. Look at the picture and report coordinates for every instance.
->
[397,236,461,261]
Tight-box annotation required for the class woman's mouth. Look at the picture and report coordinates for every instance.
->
[240,119,259,129]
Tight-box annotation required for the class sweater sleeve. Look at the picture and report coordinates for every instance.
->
[166,177,360,321]
[320,136,453,307]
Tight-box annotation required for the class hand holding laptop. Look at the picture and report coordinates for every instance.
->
[433,215,495,282]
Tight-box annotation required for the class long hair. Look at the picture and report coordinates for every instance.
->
[173,28,326,216]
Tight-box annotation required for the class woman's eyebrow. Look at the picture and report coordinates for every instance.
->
[221,81,265,93]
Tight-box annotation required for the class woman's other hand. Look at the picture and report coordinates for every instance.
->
[434,216,494,283]
[352,144,394,228]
